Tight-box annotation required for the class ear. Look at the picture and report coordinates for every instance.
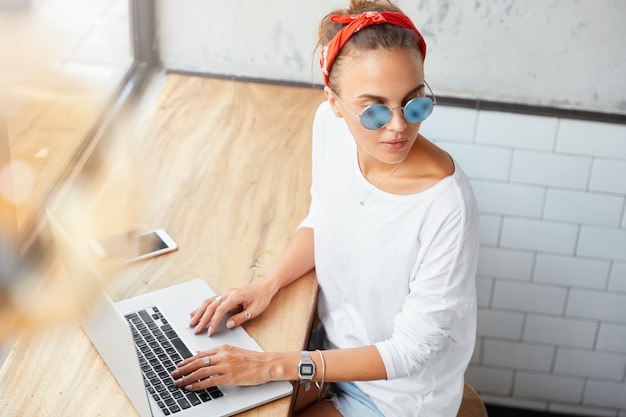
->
[324,86,344,118]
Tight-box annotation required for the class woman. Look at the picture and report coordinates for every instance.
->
[171,1,479,416]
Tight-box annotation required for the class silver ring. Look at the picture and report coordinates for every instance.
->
[203,356,211,366]
[214,295,223,304]
[244,311,251,319]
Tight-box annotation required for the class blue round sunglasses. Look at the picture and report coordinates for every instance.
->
[332,82,436,130]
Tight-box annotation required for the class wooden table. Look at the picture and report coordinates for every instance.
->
[0,75,326,416]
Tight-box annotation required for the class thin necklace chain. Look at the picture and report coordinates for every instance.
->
[355,161,403,206]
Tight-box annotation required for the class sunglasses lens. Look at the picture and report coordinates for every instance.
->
[404,97,434,123]
[359,98,434,130]
[361,104,392,130]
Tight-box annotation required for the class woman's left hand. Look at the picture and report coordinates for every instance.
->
[171,345,272,390]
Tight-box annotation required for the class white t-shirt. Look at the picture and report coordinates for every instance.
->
[299,101,480,417]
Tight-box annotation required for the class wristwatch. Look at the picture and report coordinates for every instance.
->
[297,351,315,391]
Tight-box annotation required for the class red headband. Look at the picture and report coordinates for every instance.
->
[319,11,427,86]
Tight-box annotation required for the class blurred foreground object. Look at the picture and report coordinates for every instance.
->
[0,115,22,342]
[0,151,103,343]
[0,151,142,344]
[0,0,30,11]
[0,5,141,344]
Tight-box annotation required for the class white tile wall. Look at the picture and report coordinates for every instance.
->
[475,277,493,307]
[475,111,557,151]
[597,323,626,353]
[471,180,545,217]
[523,315,597,348]
[492,281,567,315]
[590,159,626,194]
[554,348,626,380]
[482,340,555,372]
[438,140,512,180]
[609,262,626,292]
[533,254,610,289]
[477,309,524,339]
[477,247,534,281]
[514,372,585,404]
[566,289,626,322]
[577,226,626,261]
[510,150,592,189]
[501,217,578,254]
[556,119,626,158]
[544,189,625,227]
[422,106,477,143]
[464,366,513,394]
[478,214,502,246]
[430,104,626,415]
[584,381,626,409]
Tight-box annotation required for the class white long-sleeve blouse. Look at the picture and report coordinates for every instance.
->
[299,101,480,417]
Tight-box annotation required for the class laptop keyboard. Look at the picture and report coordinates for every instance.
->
[125,306,224,415]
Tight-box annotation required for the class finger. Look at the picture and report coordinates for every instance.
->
[194,304,217,334]
[173,357,225,388]
[225,309,253,329]
[172,351,215,377]
[188,299,211,327]
[174,365,218,389]
[174,352,203,370]
[207,300,238,336]
[194,295,226,334]
[181,372,227,391]
[175,362,231,391]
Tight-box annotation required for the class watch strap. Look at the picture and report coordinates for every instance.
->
[298,351,315,391]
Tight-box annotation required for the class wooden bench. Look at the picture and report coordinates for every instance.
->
[458,383,488,417]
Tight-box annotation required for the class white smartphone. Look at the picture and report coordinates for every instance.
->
[89,229,178,263]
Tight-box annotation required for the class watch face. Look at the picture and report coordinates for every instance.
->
[300,364,314,376]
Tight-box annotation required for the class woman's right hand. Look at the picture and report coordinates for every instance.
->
[189,280,276,337]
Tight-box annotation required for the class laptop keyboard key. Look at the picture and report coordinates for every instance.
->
[186,392,201,406]
[138,310,153,323]
[198,391,212,402]
[177,398,191,410]
[126,306,224,412]
[170,337,192,359]
[209,388,224,399]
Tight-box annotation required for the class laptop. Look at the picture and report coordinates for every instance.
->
[48,212,293,417]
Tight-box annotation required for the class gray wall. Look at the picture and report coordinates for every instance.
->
[158,0,626,115]
[156,1,626,414]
